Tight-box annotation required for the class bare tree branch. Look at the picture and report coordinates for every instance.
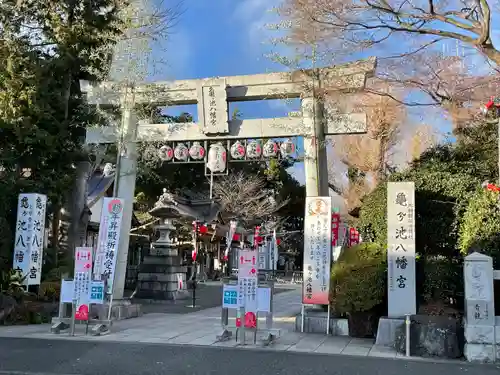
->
[213,172,289,227]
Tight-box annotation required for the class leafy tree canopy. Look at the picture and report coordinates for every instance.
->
[358,120,498,258]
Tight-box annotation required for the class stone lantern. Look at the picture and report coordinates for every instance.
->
[135,189,221,300]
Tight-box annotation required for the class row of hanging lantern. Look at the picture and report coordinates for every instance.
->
[158,141,206,162]
[157,139,296,163]
[230,139,295,160]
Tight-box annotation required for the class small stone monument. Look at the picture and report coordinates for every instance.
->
[135,189,220,300]
[463,252,498,363]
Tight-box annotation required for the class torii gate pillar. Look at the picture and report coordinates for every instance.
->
[302,96,329,197]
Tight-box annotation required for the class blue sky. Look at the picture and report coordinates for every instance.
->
[155,0,308,181]
[144,0,498,187]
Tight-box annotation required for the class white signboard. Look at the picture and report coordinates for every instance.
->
[93,197,124,294]
[61,279,105,304]
[387,182,416,317]
[303,197,332,305]
[74,247,93,321]
[13,193,47,285]
[238,248,258,327]
[222,284,271,313]
[258,241,269,270]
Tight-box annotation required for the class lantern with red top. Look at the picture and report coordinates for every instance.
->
[331,212,341,247]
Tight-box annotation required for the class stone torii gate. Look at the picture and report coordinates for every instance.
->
[82,57,376,300]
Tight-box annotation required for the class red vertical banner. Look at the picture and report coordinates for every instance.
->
[253,226,261,249]
[348,228,360,247]
[331,213,340,247]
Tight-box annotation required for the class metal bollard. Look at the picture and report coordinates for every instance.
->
[70,299,77,336]
[405,314,411,357]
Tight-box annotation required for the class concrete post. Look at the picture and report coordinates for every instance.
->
[112,91,138,300]
[301,96,329,197]
[463,252,497,363]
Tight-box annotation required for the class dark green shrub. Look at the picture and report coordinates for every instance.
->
[330,243,386,314]
[459,188,500,267]
[420,256,463,307]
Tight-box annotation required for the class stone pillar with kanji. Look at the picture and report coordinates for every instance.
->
[463,252,498,363]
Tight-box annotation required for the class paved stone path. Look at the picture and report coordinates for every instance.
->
[0,288,462,362]
[131,282,289,314]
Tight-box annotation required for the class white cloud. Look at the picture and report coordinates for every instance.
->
[233,0,284,46]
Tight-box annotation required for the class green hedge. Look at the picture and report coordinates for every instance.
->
[459,188,500,268]
[358,170,479,258]
[330,243,386,314]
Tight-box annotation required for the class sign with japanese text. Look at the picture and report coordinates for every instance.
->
[93,197,124,294]
[387,182,416,317]
[237,248,258,328]
[348,228,360,247]
[13,193,47,285]
[90,281,105,304]
[74,247,93,321]
[61,280,105,304]
[222,285,271,313]
[303,196,332,305]
[198,81,229,135]
[331,212,340,247]
[258,243,268,270]
[222,284,239,309]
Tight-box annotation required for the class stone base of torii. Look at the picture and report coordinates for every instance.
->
[80,57,376,312]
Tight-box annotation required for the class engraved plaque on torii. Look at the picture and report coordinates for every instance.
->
[197,79,229,135]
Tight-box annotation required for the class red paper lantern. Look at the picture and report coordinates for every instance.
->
[232,233,240,241]
[276,238,281,245]
[199,225,208,234]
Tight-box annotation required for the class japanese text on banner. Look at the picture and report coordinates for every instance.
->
[74,247,93,321]
[13,194,47,285]
[303,197,332,305]
[237,249,258,328]
[94,198,124,294]
[387,182,416,317]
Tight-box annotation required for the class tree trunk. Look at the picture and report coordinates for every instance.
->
[51,206,61,266]
[479,45,500,67]
[61,161,91,271]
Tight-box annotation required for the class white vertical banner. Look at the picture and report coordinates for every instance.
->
[303,197,332,305]
[387,182,416,317]
[93,198,124,294]
[238,248,258,328]
[74,247,93,321]
[272,229,278,271]
[28,194,47,285]
[93,212,109,280]
[13,194,47,285]
[13,194,34,281]
[224,220,237,261]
